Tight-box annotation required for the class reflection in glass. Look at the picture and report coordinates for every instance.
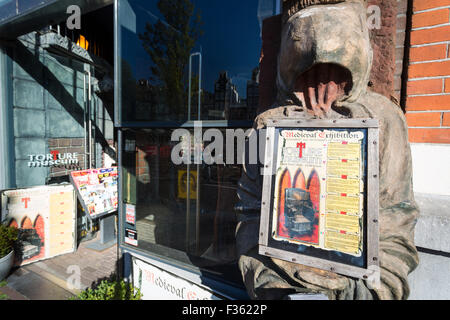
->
[119,0,277,290]
[0,0,54,23]
[120,0,262,123]
[122,129,244,284]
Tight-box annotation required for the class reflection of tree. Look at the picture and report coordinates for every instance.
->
[139,0,203,119]
[121,59,137,120]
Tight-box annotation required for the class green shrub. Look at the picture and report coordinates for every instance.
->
[72,280,142,300]
[0,225,18,259]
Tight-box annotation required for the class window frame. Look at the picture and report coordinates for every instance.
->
[114,0,280,298]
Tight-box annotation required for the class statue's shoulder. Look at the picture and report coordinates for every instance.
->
[363,90,407,125]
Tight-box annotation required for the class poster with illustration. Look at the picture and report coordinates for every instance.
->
[1,185,76,266]
[271,128,366,257]
[70,167,118,219]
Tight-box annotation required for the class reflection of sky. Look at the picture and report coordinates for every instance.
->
[0,0,54,22]
[126,0,276,99]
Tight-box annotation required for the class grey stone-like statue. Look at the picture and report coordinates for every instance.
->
[235,0,419,300]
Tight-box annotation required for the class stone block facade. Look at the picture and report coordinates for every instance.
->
[9,32,115,188]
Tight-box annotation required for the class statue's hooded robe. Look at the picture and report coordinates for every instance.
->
[235,0,419,300]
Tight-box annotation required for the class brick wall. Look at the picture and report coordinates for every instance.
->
[405,0,450,143]
[48,138,85,177]
[395,0,409,103]
[48,138,116,178]
[368,0,397,101]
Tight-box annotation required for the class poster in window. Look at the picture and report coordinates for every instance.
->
[259,119,380,284]
[177,170,197,200]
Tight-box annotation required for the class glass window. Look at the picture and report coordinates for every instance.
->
[0,0,54,23]
[118,0,277,289]
[118,0,276,124]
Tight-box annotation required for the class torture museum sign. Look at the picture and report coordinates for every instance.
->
[27,151,80,168]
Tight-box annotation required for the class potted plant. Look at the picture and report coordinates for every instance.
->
[0,224,18,281]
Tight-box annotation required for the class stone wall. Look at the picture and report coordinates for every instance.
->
[11,32,114,188]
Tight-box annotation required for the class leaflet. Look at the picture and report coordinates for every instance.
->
[325,194,360,215]
[327,159,360,178]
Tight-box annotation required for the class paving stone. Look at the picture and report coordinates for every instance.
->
[4,234,118,299]
[7,269,74,300]
[0,285,29,300]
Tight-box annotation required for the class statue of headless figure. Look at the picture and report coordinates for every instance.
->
[235,0,419,300]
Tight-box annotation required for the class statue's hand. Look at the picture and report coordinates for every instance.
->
[292,63,352,118]
[272,258,350,291]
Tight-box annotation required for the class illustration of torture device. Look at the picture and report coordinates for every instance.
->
[277,169,320,242]
[15,216,44,261]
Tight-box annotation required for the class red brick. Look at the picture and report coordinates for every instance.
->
[446,78,450,92]
[412,9,450,28]
[414,0,450,12]
[406,112,442,126]
[409,128,450,143]
[396,31,406,47]
[410,44,447,62]
[48,139,58,147]
[407,79,443,95]
[406,95,450,111]
[61,139,73,147]
[397,15,407,31]
[398,0,408,14]
[443,112,450,125]
[71,138,84,147]
[409,61,450,78]
[411,26,450,45]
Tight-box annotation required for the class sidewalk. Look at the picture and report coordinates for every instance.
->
[0,233,119,300]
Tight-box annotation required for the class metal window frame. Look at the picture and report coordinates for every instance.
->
[0,44,15,190]
[113,0,277,299]
[258,118,380,286]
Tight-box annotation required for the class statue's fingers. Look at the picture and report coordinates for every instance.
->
[317,64,327,109]
[325,81,338,112]
[307,73,320,116]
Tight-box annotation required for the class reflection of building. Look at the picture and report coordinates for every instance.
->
[246,67,260,121]
[210,71,240,120]
[136,79,167,121]
[205,70,260,121]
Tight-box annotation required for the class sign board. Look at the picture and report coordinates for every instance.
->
[70,167,118,219]
[125,229,138,246]
[125,203,136,225]
[259,119,380,285]
[1,185,77,266]
[132,257,221,300]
